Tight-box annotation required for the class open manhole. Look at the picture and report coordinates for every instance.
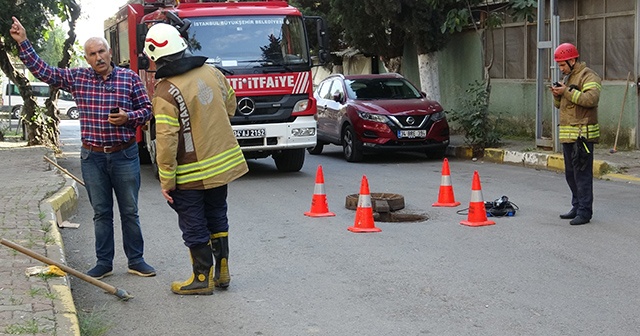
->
[345,193,429,222]
[374,212,429,223]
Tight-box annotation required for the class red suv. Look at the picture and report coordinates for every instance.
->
[310,73,450,162]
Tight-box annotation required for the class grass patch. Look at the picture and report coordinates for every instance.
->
[44,291,58,300]
[28,288,45,298]
[4,318,50,334]
[78,307,112,336]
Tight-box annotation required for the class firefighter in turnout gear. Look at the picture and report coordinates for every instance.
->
[144,23,248,295]
[550,43,601,226]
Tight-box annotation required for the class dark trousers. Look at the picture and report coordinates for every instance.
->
[168,185,229,247]
[562,142,594,219]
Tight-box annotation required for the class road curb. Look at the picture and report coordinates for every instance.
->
[40,173,81,336]
[450,145,617,179]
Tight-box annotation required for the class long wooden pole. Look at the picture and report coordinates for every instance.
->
[43,156,85,187]
[0,238,133,301]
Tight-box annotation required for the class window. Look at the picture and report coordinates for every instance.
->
[7,84,50,97]
[317,80,333,100]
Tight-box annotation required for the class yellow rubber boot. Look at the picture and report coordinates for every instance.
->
[210,232,230,288]
[171,243,214,295]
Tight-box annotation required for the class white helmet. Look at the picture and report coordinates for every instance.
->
[144,23,187,62]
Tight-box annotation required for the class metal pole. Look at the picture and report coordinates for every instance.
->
[536,0,561,152]
[550,0,560,152]
[535,0,551,149]
[636,0,640,149]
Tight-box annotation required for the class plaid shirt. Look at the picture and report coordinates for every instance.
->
[18,40,152,147]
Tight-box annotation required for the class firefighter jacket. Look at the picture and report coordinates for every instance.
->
[553,62,601,143]
[152,62,248,191]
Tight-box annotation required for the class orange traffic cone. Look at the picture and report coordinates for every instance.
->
[348,175,381,233]
[432,158,461,207]
[304,165,335,217]
[460,171,495,227]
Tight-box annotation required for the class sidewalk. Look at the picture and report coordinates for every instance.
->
[448,134,640,184]
[0,142,80,336]
[0,135,638,336]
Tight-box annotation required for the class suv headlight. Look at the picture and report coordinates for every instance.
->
[431,111,445,121]
[357,110,389,123]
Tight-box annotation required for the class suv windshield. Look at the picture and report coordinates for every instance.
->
[188,15,310,68]
[346,78,422,100]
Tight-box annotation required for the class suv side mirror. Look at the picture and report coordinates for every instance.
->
[332,91,343,103]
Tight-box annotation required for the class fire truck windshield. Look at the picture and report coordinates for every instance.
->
[188,15,310,68]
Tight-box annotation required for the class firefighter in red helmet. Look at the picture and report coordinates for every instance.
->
[550,42,601,225]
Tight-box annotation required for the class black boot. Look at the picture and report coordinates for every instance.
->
[171,243,214,295]
[211,232,230,288]
[559,209,577,219]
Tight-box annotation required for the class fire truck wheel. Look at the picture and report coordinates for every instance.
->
[273,148,305,172]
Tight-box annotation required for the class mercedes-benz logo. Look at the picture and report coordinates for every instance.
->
[406,116,415,125]
[237,97,256,116]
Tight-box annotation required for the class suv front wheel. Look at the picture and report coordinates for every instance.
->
[11,105,22,119]
[342,125,363,162]
[66,107,79,120]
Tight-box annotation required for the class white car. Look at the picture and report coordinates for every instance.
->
[2,82,78,119]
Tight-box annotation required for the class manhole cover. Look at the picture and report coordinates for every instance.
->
[345,193,405,211]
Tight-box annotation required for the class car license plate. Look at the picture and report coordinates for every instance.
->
[234,128,265,138]
[398,130,426,138]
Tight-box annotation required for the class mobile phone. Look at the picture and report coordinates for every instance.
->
[109,107,120,115]
[553,82,560,87]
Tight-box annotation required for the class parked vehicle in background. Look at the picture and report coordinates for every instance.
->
[1,82,78,119]
[58,90,79,119]
[310,73,450,162]
[104,0,329,172]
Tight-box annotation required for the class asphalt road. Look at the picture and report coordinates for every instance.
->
[56,120,640,335]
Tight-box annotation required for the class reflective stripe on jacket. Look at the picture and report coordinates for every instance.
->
[152,65,248,191]
[553,62,601,143]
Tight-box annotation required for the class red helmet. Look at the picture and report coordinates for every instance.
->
[554,43,579,62]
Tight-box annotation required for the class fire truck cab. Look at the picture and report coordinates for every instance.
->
[104,0,329,172]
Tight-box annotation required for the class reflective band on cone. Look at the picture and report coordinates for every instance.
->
[348,175,381,233]
[460,170,495,227]
[304,165,335,217]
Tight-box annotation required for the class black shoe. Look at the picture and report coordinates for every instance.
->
[570,216,590,225]
[559,210,577,219]
[87,265,113,279]
[127,261,156,277]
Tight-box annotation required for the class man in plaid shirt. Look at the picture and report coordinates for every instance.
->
[10,17,156,279]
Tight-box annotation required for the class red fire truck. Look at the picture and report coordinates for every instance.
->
[104,0,328,172]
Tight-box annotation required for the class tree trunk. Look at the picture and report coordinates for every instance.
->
[381,56,402,73]
[417,52,440,102]
[43,0,81,151]
[1,39,44,146]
